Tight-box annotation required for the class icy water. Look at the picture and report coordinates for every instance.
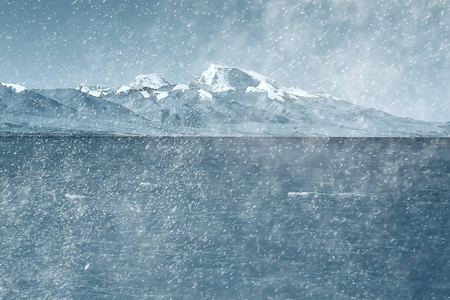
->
[0,137,449,299]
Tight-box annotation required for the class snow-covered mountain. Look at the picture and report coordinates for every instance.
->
[116,73,170,94]
[1,65,448,136]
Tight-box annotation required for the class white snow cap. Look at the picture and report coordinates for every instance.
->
[129,74,169,90]
[116,74,170,94]
[197,63,282,94]
[196,63,236,92]
[1,82,28,93]
[198,64,318,101]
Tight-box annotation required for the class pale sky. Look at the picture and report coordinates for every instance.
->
[0,0,448,121]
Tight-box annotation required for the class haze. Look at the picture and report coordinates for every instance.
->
[0,0,448,121]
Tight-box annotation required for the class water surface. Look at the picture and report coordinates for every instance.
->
[0,137,449,299]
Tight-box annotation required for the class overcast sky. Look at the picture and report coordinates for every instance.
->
[0,0,448,122]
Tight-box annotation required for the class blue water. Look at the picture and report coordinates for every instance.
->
[0,137,449,299]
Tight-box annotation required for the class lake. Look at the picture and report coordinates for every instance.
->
[0,137,448,299]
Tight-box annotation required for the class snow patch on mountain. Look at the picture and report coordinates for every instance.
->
[287,87,317,98]
[76,84,111,97]
[199,89,213,101]
[173,84,190,91]
[116,85,131,94]
[247,81,285,101]
[1,83,28,93]
[116,74,170,94]
[140,90,151,98]
[155,91,169,100]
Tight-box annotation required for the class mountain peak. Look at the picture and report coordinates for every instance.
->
[196,64,280,93]
[130,74,170,90]
[116,73,170,94]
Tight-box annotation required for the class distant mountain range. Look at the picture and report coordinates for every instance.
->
[1,64,448,136]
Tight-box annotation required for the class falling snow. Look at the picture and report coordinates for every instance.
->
[0,1,449,299]
[0,0,448,121]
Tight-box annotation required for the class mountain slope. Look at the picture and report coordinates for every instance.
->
[0,66,448,136]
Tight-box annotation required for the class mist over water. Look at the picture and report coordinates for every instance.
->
[1,137,448,298]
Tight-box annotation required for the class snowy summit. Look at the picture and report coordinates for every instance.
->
[197,63,277,93]
[116,74,170,94]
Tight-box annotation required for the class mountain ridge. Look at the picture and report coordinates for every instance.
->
[0,65,448,137]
